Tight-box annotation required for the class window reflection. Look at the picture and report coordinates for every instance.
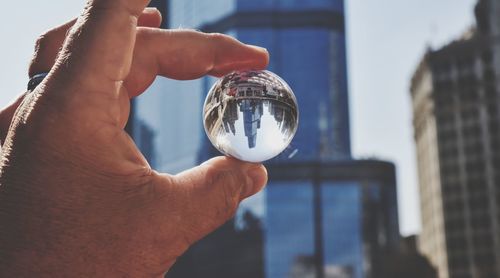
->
[265,181,314,278]
[322,183,362,278]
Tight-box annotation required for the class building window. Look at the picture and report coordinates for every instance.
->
[265,181,315,278]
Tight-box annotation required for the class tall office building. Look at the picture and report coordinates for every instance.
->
[131,1,400,278]
[164,159,399,278]
[192,1,351,162]
[411,1,500,277]
[263,161,399,278]
[132,0,351,173]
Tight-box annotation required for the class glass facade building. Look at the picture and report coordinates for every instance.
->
[133,0,351,172]
[130,1,401,277]
[264,161,399,278]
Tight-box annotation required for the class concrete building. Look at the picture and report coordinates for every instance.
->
[410,0,500,277]
[380,236,437,278]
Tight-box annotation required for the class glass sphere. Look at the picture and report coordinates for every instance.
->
[203,70,299,162]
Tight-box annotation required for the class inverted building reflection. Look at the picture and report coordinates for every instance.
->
[239,99,263,149]
[205,76,297,150]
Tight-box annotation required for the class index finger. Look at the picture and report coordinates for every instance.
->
[125,29,270,97]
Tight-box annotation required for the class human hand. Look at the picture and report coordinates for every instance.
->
[0,1,268,277]
[0,7,165,143]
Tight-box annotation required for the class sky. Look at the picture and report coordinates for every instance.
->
[345,0,476,235]
[0,0,477,236]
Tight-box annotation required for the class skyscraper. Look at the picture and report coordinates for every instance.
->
[132,0,351,171]
[131,1,401,277]
[263,161,399,278]
[411,1,500,277]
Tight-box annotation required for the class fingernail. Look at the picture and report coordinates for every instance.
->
[144,7,159,13]
[248,44,268,53]
[246,164,268,196]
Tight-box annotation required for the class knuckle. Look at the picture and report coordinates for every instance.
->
[29,31,57,76]
[207,32,226,41]
[29,35,47,74]
[204,32,235,72]
[206,32,232,48]
[33,28,58,56]
[86,1,143,24]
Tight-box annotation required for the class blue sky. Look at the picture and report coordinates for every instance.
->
[0,0,477,235]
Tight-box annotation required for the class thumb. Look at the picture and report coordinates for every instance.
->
[168,157,267,244]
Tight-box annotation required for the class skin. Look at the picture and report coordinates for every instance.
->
[0,1,269,277]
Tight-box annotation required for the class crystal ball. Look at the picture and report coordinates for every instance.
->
[203,70,299,163]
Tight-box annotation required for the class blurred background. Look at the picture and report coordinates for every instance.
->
[1,0,499,277]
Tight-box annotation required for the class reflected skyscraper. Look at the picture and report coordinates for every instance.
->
[130,1,401,278]
[203,70,298,162]
[240,99,263,149]
[219,98,290,150]
[222,100,237,136]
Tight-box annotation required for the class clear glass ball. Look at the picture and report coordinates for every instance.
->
[203,70,299,162]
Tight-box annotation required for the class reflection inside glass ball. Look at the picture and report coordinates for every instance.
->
[203,70,299,162]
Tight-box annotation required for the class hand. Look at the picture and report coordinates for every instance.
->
[0,1,269,277]
[0,7,164,143]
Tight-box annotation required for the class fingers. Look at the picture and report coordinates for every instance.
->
[165,157,267,244]
[156,31,269,79]
[29,8,162,77]
[126,29,270,97]
[137,7,162,27]
[29,5,267,128]
[48,0,151,91]
[29,19,77,77]
[4,8,162,141]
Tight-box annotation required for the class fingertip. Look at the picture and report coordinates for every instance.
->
[244,163,268,198]
[247,44,270,68]
[248,44,268,53]
[210,41,270,76]
[143,7,159,14]
[200,155,237,167]
[200,156,268,199]
[138,8,163,28]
